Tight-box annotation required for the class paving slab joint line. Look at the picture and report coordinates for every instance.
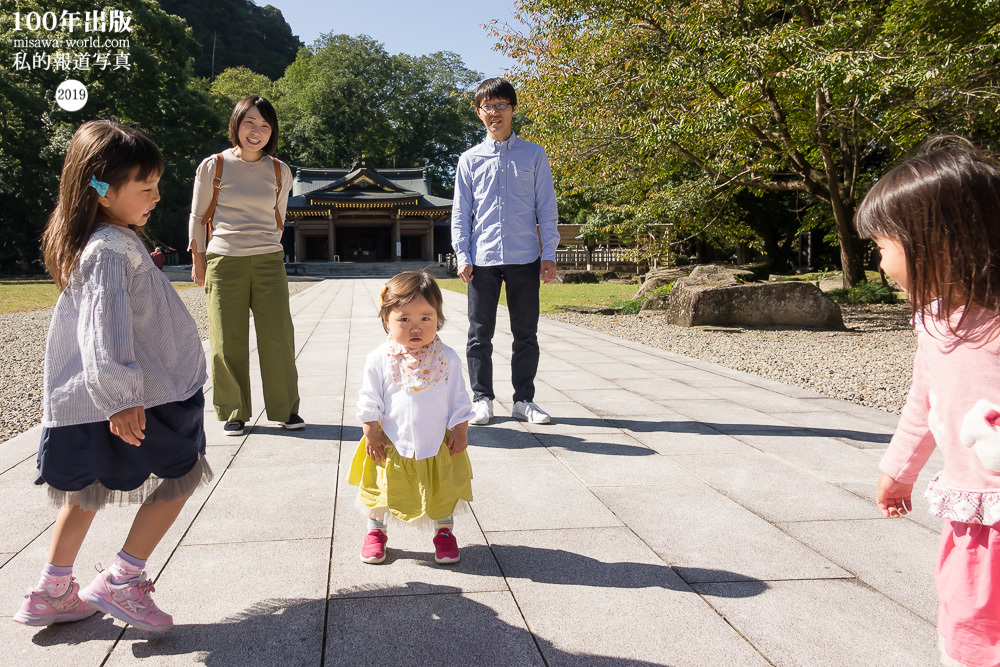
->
[473,505,551,665]
[0,451,36,477]
[644,458,919,590]
[321,282,350,667]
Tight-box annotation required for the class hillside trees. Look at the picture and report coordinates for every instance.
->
[494,0,1000,285]
[158,0,301,80]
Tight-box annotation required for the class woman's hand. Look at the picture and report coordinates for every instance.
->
[877,473,913,518]
[110,406,146,446]
[447,422,469,456]
[191,251,207,287]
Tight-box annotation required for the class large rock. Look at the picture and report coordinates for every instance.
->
[560,271,600,284]
[665,265,844,329]
[633,267,692,299]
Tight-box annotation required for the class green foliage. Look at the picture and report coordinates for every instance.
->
[611,297,645,315]
[0,0,223,271]
[649,282,674,297]
[826,282,901,304]
[210,66,273,106]
[275,35,484,196]
[158,0,302,80]
[493,0,1000,285]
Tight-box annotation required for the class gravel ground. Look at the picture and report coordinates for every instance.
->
[544,302,916,415]
[0,281,317,444]
[0,285,915,444]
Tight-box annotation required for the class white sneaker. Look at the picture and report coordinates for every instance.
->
[513,401,551,424]
[470,399,493,425]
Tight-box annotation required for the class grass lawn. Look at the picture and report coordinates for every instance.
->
[0,279,201,315]
[437,278,638,314]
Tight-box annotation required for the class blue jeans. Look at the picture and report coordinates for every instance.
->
[466,258,540,404]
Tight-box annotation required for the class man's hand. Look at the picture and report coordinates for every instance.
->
[540,260,557,284]
[457,264,473,283]
[109,406,146,446]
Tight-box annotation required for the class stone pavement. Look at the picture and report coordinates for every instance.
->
[0,278,942,666]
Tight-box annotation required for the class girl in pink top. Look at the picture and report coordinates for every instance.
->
[857,137,1000,667]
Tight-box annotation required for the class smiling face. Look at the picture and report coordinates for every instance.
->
[99,169,161,228]
[386,295,438,351]
[236,106,272,158]
[477,97,515,142]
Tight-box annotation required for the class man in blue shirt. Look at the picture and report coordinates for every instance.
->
[451,78,560,425]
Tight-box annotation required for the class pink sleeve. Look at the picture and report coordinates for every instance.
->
[880,337,935,484]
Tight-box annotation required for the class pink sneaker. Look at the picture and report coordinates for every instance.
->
[13,579,97,626]
[360,529,387,564]
[79,569,173,632]
[433,528,460,564]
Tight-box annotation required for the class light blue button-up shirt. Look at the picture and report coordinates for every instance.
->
[451,133,560,267]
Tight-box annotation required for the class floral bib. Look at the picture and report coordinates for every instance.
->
[386,335,449,392]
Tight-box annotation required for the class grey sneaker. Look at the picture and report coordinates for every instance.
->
[512,401,551,424]
[469,399,493,425]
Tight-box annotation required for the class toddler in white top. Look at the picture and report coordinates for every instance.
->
[348,271,475,564]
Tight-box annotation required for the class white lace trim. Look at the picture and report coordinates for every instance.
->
[80,225,146,270]
[925,473,1000,525]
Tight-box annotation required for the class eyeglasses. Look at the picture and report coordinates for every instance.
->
[478,102,511,113]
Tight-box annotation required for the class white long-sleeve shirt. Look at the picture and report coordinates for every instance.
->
[42,224,207,427]
[357,341,475,460]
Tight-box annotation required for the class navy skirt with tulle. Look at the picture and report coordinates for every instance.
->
[36,390,212,510]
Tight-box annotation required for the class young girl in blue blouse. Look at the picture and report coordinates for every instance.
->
[349,271,475,565]
[12,121,211,632]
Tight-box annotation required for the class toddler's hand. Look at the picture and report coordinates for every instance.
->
[110,406,146,446]
[877,473,913,518]
[447,423,468,456]
[365,434,387,465]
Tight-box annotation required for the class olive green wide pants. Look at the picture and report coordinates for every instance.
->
[205,251,300,423]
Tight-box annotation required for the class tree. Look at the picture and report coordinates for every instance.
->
[0,0,222,271]
[275,34,483,195]
[158,0,301,80]
[493,0,1000,286]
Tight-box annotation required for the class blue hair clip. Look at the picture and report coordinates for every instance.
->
[90,175,109,197]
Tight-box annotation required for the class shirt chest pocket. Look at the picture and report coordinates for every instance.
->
[509,160,535,197]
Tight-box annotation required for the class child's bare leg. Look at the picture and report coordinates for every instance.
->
[76,498,188,633]
[121,497,188,560]
[47,504,97,567]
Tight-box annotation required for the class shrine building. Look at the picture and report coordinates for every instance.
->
[284,158,453,263]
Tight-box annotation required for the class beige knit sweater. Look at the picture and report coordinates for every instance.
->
[188,148,292,256]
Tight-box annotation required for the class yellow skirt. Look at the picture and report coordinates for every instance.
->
[347,433,473,522]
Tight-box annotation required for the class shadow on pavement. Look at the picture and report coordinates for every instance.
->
[30,588,675,666]
[606,418,892,444]
[470,544,769,596]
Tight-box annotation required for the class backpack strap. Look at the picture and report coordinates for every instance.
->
[272,157,284,231]
[199,152,225,237]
